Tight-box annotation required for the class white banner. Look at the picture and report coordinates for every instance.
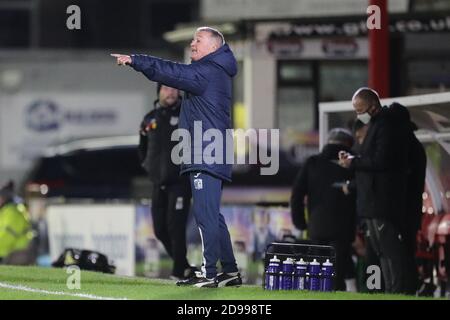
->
[47,204,135,276]
[201,0,408,20]
[0,92,145,169]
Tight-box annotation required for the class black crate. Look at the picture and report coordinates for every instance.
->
[262,241,336,289]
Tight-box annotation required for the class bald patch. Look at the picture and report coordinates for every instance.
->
[352,87,381,108]
[196,26,225,47]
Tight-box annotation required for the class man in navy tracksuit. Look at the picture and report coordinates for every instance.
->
[112,27,241,288]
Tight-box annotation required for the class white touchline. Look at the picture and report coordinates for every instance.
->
[0,282,128,300]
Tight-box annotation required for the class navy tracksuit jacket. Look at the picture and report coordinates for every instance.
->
[130,44,238,278]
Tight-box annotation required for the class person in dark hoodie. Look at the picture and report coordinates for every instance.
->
[291,128,356,291]
[387,102,426,295]
[138,83,196,281]
[112,27,240,288]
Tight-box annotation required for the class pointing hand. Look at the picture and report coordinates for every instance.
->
[110,53,132,66]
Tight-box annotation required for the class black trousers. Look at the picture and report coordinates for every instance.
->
[311,238,354,291]
[151,181,192,278]
[403,229,419,295]
[364,236,385,293]
[364,218,408,294]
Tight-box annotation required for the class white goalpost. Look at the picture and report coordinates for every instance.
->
[319,91,450,149]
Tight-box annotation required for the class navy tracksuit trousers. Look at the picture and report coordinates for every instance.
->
[189,171,238,279]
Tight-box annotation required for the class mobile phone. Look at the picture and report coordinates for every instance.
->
[332,182,346,188]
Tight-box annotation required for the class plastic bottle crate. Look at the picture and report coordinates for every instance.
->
[262,240,336,289]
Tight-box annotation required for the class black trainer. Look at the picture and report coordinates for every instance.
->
[216,272,242,287]
[176,271,218,288]
[170,266,200,281]
[193,277,218,288]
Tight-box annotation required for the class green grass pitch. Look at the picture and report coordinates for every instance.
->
[0,266,436,300]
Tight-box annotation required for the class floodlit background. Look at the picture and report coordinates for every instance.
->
[0,0,450,294]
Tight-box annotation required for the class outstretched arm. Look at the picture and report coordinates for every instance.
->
[110,53,208,96]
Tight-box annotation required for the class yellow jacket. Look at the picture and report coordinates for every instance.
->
[0,202,33,258]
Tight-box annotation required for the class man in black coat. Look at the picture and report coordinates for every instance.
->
[388,102,427,294]
[339,87,409,293]
[291,128,356,290]
[138,83,196,281]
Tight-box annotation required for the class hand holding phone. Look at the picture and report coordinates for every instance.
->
[338,151,354,160]
[338,151,354,168]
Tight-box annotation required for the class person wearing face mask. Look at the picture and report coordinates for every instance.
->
[338,87,409,294]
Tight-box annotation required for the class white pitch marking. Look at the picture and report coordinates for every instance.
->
[0,282,128,300]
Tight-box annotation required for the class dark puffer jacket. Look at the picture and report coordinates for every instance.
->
[131,44,237,181]
[291,143,356,242]
[138,100,183,185]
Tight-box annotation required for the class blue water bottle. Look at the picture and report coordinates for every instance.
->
[293,258,308,290]
[320,259,334,292]
[308,259,321,291]
[265,255,280,290]
[279,258,294,290]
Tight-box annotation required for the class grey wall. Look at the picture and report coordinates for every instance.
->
[0,49,182,185]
